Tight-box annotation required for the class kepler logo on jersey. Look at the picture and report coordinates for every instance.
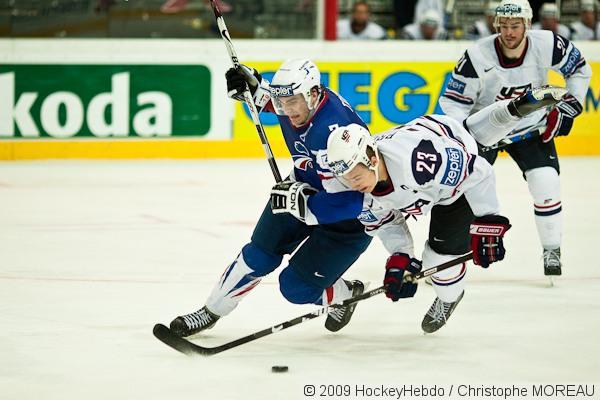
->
[441,148,463,186]
[446,77,466,94]
[269,85,294,97]
[560,48,582,77]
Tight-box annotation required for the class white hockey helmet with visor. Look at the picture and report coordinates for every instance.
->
[269,59,321,116]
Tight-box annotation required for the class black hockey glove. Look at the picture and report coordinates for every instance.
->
[270,181,317,223]
[225,65,262,102]
[541,94,583,143]
[469,215,511,268]
[383,253,422,301]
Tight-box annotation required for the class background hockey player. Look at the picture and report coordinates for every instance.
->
[327,86,566,333]
[439,0,591,277]
[168,59,373,337]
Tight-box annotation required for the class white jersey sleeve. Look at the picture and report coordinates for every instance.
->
[358,206,415,256]
[438,46,482,121]
[548,33,592,106]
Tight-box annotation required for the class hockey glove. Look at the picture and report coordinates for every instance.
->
[470,215,511,268]
[541,94,583,143]
[270,181,317,223]
[383,253,422,301]
[225,65,262,102]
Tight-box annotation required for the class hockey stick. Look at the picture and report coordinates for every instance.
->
[208,0,282,183]
[480,122,547,152]
[153,253,473,356]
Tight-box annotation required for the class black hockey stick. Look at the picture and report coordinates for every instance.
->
[480,123,546,152]
[153,253,473,356]
[208,0,282,183]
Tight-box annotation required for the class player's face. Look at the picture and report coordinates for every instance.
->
[278,94,311,127]
[498,18,526,49]
[342,163,377,193]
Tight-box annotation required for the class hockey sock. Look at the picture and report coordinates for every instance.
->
[205,251,262,316]
[423,241,467,303]
[320,278,353,305]
[526,167,562,249]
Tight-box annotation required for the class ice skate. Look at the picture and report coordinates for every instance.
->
[324,280,364,332]
[421,291,464,334]
[508,85,567,118]
[543,248,562,287]
[169,306,220,337]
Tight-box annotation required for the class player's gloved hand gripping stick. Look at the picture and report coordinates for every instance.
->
[209,0,282,183]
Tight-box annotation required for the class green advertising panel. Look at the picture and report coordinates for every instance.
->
[0,65,211,139]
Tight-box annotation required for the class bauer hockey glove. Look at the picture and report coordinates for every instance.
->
[270,181,317,223]
[225,65,262,102]
[541,94,583,143]
[383,253,422,301]
[469,215,511,268]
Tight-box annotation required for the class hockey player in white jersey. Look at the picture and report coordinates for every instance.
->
[439,0,592,277]
[327,86,567,333]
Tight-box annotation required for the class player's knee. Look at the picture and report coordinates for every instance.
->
[278,267,322,304]
[423,241,467,284]
[526,167,561,205]
[241,242,282,277]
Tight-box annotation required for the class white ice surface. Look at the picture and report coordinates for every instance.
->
[1,158,599,400]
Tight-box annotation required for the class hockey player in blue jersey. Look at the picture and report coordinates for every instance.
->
[168,59,373,337]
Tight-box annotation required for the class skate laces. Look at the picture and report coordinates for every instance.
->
[543,249,561,267]
[328,306,346,322]
[426,298,452,324]
[182,309,215,329]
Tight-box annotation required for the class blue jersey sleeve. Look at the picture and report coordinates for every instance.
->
[307,190,364,224]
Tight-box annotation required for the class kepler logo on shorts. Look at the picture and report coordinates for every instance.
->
[441,148,463,186]
[270,85,294,97]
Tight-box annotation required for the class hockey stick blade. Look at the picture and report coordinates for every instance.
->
[153,253,472,356]
[153,323,223,356]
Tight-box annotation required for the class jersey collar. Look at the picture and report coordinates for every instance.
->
[494,36,529,68]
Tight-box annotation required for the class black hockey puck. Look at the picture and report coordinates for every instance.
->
[271,365,288,373]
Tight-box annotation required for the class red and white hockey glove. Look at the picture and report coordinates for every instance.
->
[541,94,583,143]
[383,253,422,301]
[470,215,511,268]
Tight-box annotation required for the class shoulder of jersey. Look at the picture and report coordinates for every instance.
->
[457,36,497,78]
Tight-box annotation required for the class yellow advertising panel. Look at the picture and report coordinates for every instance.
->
[234,62,600,156]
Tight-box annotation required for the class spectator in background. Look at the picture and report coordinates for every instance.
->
[337,1,387,40]
[570,0,599,40]
[414,0,445,26]
[400,9,447,40]
[531,3,571,38]
[467,1,500,39]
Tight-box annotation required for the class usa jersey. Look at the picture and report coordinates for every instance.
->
[440,30,592,132]
[358,115,500,254]
[271,88,368,225]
